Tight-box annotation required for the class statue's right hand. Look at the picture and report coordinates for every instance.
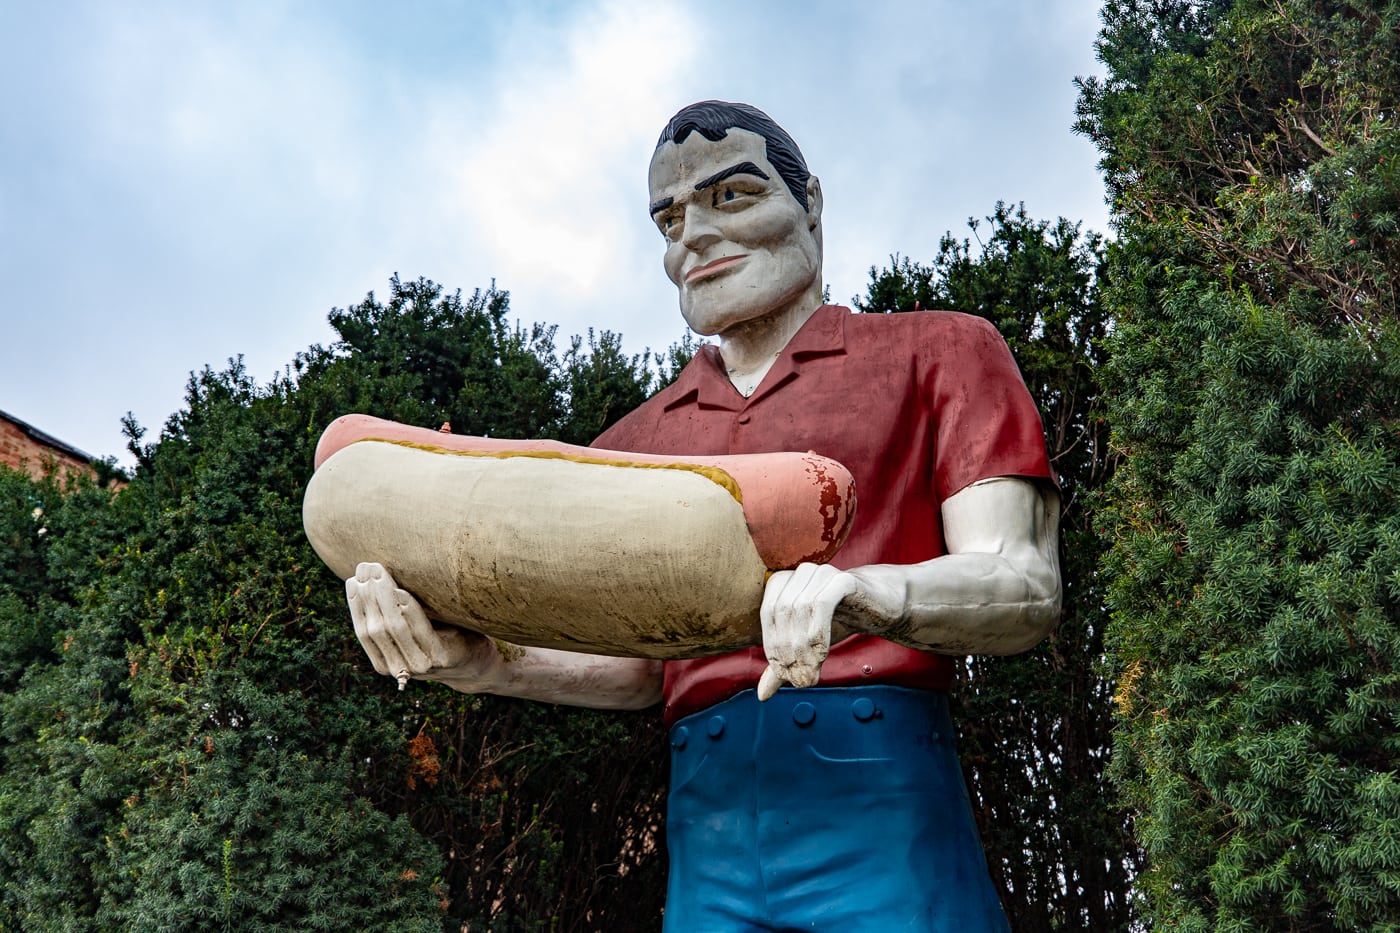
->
[346,562,503,692]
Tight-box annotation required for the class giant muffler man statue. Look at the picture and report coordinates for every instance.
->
[347,101,1061,931]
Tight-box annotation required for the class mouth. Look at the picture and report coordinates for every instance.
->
[685,254,747,284]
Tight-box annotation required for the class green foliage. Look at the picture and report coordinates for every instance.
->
[0,469,64,689]
[858,204,1137,930]
[0,275,679,931]
[1079,1,1400,927]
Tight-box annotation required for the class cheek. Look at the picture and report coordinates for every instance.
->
[726,202,807,248]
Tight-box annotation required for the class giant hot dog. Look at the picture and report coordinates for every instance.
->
[304,414,856,659]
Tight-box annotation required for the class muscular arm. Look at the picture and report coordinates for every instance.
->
[757,476,1060,699]
[348,563,662,710]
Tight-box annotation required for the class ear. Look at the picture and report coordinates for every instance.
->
[805,176,823,229]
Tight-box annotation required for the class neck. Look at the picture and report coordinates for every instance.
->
[717,291,824,385]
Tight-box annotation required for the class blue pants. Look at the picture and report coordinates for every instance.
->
[664,687,1008,932]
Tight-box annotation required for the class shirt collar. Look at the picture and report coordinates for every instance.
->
[662,305,850,412]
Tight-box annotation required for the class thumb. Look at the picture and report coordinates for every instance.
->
[757,665,785,702]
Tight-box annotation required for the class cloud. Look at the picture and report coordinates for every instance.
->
[80,6,385,218]
[444,1,701,303]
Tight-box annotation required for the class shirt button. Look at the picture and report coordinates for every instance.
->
[861,664,874,675]
[736,414,751,424]
[792,702,816,727]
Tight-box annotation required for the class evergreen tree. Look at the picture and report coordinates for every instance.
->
[0,276,677,931]
[858,203,1137,930]
[1078,1,1400,927]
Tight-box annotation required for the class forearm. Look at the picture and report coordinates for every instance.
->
[433,644,664,710]
[844,552,1060,655]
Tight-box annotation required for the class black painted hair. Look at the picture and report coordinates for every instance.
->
[656,101,811,210]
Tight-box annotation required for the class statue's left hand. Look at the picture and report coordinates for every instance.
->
[757,562,909,700]
[757,563,855,700]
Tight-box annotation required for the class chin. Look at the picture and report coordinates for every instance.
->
[681,307,754,338]
[679,298,732,337]
[681,293,788,338]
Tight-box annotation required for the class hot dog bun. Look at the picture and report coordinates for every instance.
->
[304,415,856,658]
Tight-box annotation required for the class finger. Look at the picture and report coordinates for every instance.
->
[759,569,794,633]
[787,663,821,689]
[794,572,856,671]
[760,563,830,655]
[759,571,811,697]
[347,575,392,676]
[366,573,435,674]
[773,566,856,688]
[355,563,408,672]
[355,566,417,678]
[762,562,829,630]
[394,587,451,669]
[760,565,822,660]
[757,665,785,701]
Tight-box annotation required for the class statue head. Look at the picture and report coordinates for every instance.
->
[649,101,823,338]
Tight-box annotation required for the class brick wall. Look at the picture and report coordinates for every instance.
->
[0,414,99,483]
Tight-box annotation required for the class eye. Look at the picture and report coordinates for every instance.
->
[658,211,683,241]
[712,183,758,209]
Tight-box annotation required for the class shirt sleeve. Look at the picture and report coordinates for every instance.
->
[923,314,1055,499]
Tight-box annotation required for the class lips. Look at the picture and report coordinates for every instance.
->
[685,254,747,283]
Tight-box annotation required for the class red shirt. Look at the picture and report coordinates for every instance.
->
[594,306,1053,724]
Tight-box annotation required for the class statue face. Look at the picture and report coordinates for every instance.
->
[648,128,822,337]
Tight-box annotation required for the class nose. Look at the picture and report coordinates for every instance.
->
[681,204,722,252]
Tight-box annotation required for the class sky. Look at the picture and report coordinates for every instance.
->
[0,0,1111,467]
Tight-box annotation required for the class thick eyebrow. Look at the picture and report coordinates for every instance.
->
[694,161,770,192]
[648,161,772,219]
